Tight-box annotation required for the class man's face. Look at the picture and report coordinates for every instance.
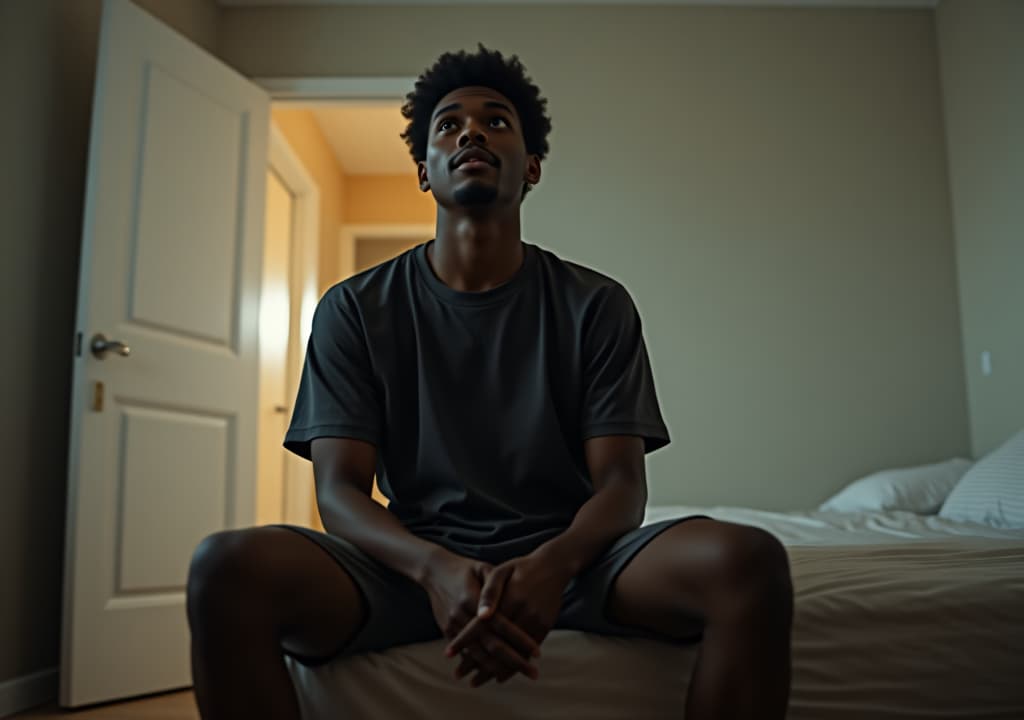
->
[418,85,541,209]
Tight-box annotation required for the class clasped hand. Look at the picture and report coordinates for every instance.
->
[424,550,572,688]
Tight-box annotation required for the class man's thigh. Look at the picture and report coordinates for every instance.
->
[267,524,442,663]
[554,516,709,642]
[188,525,369,664]
[605,517,787,639]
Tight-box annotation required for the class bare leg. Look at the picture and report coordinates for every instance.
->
[607,519,793,719]
[186,527,366,720]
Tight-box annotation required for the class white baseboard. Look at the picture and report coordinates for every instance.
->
[0,668,58,718]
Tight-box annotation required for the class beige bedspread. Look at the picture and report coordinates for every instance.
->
[285,511,1024,719]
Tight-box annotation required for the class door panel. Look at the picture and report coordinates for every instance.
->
[131,65,246,344]
[118,407,229,592]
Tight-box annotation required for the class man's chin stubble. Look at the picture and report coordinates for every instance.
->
[453,182,499,206]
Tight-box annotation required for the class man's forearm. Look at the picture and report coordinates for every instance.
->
[318,484,450,586]
[531,476,647,577]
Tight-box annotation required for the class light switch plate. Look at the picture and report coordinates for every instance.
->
[981,351,992,376]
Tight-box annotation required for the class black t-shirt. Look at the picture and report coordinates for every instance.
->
[284,239,670,563]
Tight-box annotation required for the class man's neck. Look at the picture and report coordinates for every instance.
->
[428,207,524,293]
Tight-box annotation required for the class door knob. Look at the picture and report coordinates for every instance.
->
[90,333,131,359]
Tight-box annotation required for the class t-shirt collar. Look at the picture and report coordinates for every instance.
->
[414,238,535,307]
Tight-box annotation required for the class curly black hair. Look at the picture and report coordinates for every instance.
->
[400,44,552,199]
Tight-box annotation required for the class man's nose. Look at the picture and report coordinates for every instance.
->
[457,120,487,146]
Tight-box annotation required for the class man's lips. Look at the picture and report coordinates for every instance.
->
[456,159,494,171]
[451,147,498,169]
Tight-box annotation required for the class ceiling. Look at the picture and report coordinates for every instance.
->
[221,0,937,7]
[306,104,414,175]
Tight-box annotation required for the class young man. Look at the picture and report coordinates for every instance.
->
[187,45,793,720]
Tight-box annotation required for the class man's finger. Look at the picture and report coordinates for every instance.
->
[477,564,513,619]
[463,643,503,682]
[446,620,512,682]
[446,611,536,659]
[446,616,485,657]
[449,623,537,681]
[489,612,542,658]
[470,668,495,688]
[478,631,539,680]
[454,652,477,679]
[445,607,475,641]
[445,616,539,683]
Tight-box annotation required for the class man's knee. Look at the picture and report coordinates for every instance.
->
[708,524,792,616]
[187,529,262,621]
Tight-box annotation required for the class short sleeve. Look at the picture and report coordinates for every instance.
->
[580,284,670,454]
[283,289,383,461]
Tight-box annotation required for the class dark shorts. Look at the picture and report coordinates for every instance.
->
[270,515,709,667]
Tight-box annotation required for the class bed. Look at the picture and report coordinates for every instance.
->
[284,433,1024,719]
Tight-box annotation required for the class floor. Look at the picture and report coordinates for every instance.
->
[13,690,198,719]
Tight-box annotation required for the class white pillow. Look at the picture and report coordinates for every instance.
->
[819,457,973,514]
[939,429,1024,528]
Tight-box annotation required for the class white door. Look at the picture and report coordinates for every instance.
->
[61,0,269,707]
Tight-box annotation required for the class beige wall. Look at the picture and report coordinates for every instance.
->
[346,174,434,225]
[222,5,969,509]
[337,174,433,285]
[271,108,349,294]
[936,0,1024,457]
[0,0,221,690]
[132,0,219,55]
[355,237,425,273]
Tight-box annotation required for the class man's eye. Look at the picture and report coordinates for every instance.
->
[490,117,509,128]
[439,119,457,132]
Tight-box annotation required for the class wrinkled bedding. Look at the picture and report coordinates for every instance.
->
[285,507,1024,719]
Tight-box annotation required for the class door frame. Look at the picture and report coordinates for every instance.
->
[257,77,415,104]
[266,124,319,526]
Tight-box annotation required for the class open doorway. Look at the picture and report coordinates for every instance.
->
[255,93,434,532]
[254,125,319,528]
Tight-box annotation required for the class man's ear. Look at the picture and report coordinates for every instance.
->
[417,161,430,192]
[525,155,541,186]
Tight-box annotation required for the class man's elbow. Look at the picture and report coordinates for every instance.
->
[598,474,647,528]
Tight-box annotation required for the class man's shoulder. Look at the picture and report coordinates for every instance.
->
[321,245,418,310]
[533,243,633,306]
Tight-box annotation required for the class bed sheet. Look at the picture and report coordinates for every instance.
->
[642,504,1024,545]
[286,508,1024,719]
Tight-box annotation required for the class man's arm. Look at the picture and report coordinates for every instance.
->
[311,436,444,584]
[530,434,647,577]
